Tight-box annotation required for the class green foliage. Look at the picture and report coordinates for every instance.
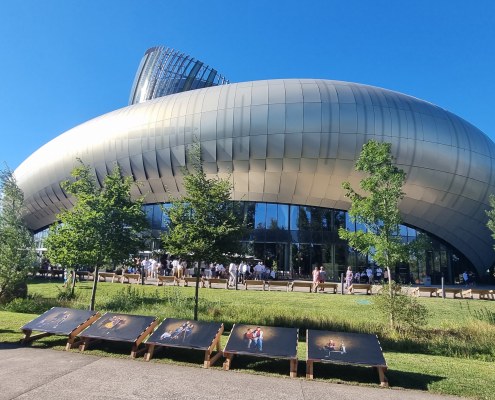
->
[339,140,408,271]
[485,195,495,279]
[101,286,151,312]
[469,305,495,325]
[0,168,37,303]
[45,160,148,269]
[373,283,429,333]
[3,294,59,314]
[162,141,245,265]
[56,284,78,301]
[45,160,149,310]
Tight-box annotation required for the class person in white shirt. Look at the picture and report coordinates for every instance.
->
[171,258,179,277]
[215,263,225,278]
[150,258,158,279]
[366,266,373,284]
[228,262,237,286]
[375,267,383,283]
[141,258,150,280]
[254,262,263,280]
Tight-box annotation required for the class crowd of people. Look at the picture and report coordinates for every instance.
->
[344,265,387,288]
[124,257,277,286]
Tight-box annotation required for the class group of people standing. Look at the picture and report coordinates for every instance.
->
[345,265,388,289]
[312,266,327,292]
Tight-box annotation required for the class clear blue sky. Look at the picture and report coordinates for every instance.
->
[1,0,494,171]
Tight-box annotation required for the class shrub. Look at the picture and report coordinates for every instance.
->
[3,294,58,314]
[373,282,429,333]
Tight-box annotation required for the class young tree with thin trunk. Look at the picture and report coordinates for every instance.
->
[0,167,37,303]
[485,195,495,280]
[339,140,409,329]
[162,142,245,320]
[45,160,148,310]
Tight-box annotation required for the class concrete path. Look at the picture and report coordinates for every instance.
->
[0,346,465,400]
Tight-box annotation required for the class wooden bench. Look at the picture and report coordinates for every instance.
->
[315,282,339,293]
[122,273,141,284]
[182,277,206,288]
[266,281,290,291]
[156,276,178,286]
[436,288,463,299]
[204,278,229,289]
[290,281,313,292]
[244,279,265,290]
[348,283,372,295]
[76,271,94,281]
[98,272,119,283]
[49,269,64,279]
[411,287,438,297]
[462,288,494,300]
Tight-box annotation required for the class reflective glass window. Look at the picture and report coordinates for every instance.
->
[290,205,299,230]
[334,211,346,231]
[266,203,278,230]
[152,204,163,229]
[255,203,266,229]
[345,213,356,232]
[243,202,255,229]
[310,207,322,231]
[277,204,289,230]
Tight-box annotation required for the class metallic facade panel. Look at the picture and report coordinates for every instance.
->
[14,79,495,275]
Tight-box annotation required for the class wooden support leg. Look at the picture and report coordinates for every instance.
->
[306,360,314,379]
[79,337,90,351]
[65,336,84,351]
[377,367,389,387]
[223,352,234,370]
[21,330,53,345]
[144,344,155,361]
[289,358,298,378]
[131,343,148,358]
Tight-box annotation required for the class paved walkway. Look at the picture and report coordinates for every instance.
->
[0,346,465,400]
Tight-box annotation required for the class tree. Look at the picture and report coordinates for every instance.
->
[0,167,37,303]
[339,140,410,329]
[485,195,495,280]
[45,160,148,310]
[162,142,245,320]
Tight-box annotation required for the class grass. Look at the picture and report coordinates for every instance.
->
[2,279,495,399]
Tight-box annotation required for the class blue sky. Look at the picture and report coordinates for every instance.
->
[1,0,494,171]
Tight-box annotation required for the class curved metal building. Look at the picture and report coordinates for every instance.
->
[15,47,495,281]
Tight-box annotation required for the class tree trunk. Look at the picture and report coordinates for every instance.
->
[70,269,76,297]
[386,265,394,330]
[194,262,200,321]
[89,265,99,311]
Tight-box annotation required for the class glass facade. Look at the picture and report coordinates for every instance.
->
[33,201,474,285]
[129,46,229,105]
[145,201,473,284]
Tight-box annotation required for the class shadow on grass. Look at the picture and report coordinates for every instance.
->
[311,362,444,389]
[75,339,140,357]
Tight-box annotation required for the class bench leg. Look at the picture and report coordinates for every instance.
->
[290,358,298,378]
[223,352,234,370]
[306,360,314,379]
[377,366,389,387]
[144,344,155,361]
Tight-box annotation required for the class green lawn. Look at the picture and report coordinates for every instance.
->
[1,279,495,399]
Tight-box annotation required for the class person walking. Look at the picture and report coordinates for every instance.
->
[345,266,353,290]
[312,266,320,293]
[318,266,327,292]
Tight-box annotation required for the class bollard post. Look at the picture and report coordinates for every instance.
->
[341,273,344,295]
[441,276,445,299]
